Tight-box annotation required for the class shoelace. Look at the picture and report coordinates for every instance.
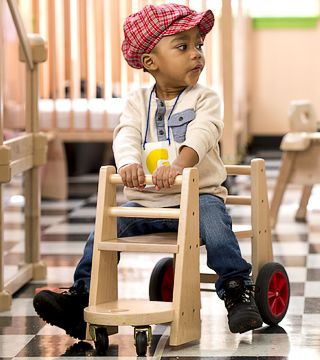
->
[225,285,257,310]
[58,284,87,296]
[57,286,75,295]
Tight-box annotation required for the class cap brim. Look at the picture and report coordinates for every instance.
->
[162,9,214,39]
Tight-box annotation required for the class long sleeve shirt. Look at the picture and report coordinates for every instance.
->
[112,83,227,207]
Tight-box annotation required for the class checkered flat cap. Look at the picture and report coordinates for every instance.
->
[122,3,214,69]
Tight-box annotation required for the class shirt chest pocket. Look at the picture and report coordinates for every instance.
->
[168,109,195,143]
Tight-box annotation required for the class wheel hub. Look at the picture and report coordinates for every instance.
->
[268,271,289,316]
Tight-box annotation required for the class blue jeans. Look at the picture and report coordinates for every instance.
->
[73,194,252,299]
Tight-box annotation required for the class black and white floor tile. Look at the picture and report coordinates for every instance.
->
[1,155,320,359]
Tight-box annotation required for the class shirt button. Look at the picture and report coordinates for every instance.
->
[158,116,163,121]
[159,130,164,135]
[179,116,183,121]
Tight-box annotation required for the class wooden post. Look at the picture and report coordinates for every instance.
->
[87,166,118,338]
[169,168,201,346]
[19,33,48,280]
[0,1,13,311]
[220,0,235,164]
[88,166,118,308]
[295,185,313,222]
[69,0,81,99]
[54,0,66,99]
[269,152,295,228]
[251,159,273,281]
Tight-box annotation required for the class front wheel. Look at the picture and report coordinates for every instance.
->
[135,331,148,356]
[94,327,109,355]
[255,262,290,325]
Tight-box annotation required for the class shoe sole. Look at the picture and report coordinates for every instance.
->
[33,297,86,340]
[229,313,263,334]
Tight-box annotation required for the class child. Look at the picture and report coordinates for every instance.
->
[33,3,263,341]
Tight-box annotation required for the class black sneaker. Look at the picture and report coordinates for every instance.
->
[33,281,89,340]
[224,277,263,333]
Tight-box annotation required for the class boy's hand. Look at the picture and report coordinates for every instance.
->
[118,163,145,190]
[152,164,183,191]
[151,146,199,191]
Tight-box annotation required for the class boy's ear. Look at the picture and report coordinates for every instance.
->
[141,53,157,71]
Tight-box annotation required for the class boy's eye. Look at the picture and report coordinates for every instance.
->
[176,43,203,51]
[177,44,187,50]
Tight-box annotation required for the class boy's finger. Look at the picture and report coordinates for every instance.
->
[162,168,171,188]
[155,175,164,190]
[131,173,139,188]
[152,172,158,186]
[162,178,170,188]
[137,166,145,185]
[124,169,134,188]
[168,171,176,186]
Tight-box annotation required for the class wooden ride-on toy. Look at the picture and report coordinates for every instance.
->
[270,100,319,227]
[149,159,290,327]
[84,166,201,356]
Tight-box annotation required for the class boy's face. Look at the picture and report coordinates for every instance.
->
[149,26,205,90]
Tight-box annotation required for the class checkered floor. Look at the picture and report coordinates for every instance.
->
[1,154,320,359]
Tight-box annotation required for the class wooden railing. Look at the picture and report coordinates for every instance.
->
[0,0,47,310]
[13,0,221,144]
[9,0,251,163]
[30,0,220,100]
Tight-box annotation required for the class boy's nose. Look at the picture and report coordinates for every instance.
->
[191,48,202,59]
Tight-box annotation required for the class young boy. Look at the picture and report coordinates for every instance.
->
[33,3,263,340]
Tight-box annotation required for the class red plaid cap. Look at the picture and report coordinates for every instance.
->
[122,3,214,69]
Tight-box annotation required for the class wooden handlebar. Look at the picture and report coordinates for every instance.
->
[109,173,183,186]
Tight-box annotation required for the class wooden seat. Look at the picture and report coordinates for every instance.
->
[270,100,319,227]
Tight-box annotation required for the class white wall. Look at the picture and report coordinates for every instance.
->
[250,21,320,135]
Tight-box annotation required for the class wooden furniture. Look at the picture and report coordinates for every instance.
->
[3,0,252,206]
[5,0,250,165]
[0,0,47,310]
[84,158,281,356]
[38,98,124,199]
[4,98,125,200]
[84,166,201,355]
[270,101,319,228]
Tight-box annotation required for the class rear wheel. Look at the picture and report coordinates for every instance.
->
[149,257,174,302]
[255,262,290,325]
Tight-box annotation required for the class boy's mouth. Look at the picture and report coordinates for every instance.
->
[190,64,203,72]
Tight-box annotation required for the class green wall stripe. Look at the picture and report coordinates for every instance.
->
[252,17,319,29]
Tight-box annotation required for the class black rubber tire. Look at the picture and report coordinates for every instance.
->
[255,262,290,325]
[149,257,174,302]
[94,327,109,356]
[135,331,148,357]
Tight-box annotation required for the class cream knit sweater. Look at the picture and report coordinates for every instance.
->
[113,83,227,207]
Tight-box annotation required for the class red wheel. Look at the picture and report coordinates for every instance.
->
[149,257,174,302]
[255,262,290,325]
